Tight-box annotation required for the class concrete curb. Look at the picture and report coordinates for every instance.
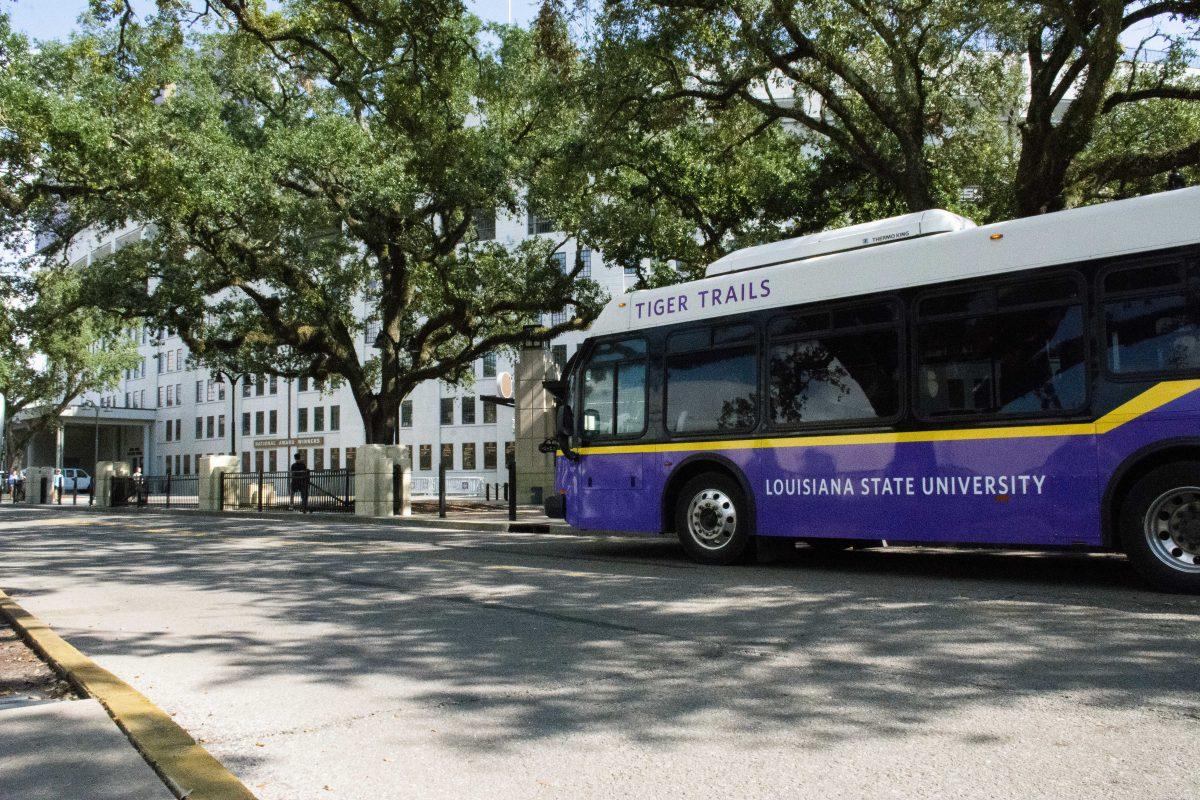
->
[14,503,581,535]
[0,589,258,800]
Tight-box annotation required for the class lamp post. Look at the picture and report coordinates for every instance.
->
[211,370,251,459]
[81,399,100,506]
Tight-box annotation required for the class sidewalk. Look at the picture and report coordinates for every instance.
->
[10,499,579,534]
[0,590,257,800]
[1,699,175,800]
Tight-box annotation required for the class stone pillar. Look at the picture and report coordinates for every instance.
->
[198,455,239,512]
[514,346,557,506]
[24,466,53,504]
[354,444,410,517]
[93,461,131,508]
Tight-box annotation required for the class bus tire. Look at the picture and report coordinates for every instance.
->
[1119,461,1200,594]
[675,472,752,565]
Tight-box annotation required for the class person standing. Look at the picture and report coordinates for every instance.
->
[290,452,310,513]
[52,468,63,504]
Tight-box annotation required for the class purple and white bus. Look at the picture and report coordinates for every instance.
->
[543,187,1200,592]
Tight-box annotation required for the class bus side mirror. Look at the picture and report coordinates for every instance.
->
[555,404,575,437]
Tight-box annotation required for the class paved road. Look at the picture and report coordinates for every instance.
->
[2,507,1198,800]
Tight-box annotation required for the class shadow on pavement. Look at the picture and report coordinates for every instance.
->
[1,507,1198,756]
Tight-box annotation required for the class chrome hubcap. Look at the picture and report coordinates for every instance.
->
[687,489,737,550]
[1144,486,1200,573]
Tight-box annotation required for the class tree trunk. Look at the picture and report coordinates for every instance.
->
[356,392,396,445]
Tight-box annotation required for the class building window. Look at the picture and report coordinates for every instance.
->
[440,397,454,425]
[165,420,172,442]
[553,344,568,371]
[269,410,277,435]
[504,440,515,466]
[473,209,496,241]
[346,447,356,472]
[175,419,182,440]
[298,408,308,433]
[166,385,174,406]
[242,451,251,473]
[313,448,324,470]
[314,406,325,432]
[299,376,309,392]
[484,441,498,469]
[482,352,497,377]
[255,450,265,472]
[268,450,278,472]
[206,416,214,439]
[242,412,251,436]
[483,400,497,424]
[167,350,175,371]
[269,375,278,395]
[330,405,340,431]
[441,443,454,469]
[401,399,413,427]
[255,410,264,435]
[550,307,571,327]
[243,380,251,398]
[462,442,476,470]
[551,251,567,273]
[419,444,432,471]
[175,454,182,475]
[330,448,340,470]
[364,321,380,348]
[195,381,203,403]
[218,415,226,438]
[195,417,203,439]
[183,454,191,475]
[125,392,130,407]
[528,211,556,235]
[579,248,592,278]
[462,396,476,425]
[256,376,265,396]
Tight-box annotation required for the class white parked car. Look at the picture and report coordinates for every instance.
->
[61,468,92,492]
[15,467,92,492]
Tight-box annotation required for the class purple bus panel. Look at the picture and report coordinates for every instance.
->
[562,384,1200,547]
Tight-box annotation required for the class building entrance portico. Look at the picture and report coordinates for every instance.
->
[11,405,157,476]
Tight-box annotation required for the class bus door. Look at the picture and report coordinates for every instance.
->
[576,337,649,530]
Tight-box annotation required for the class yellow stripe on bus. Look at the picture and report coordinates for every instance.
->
[566,379,1200,457]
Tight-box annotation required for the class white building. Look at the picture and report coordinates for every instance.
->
[63,212,634,491]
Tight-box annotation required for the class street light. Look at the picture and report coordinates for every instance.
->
[211,370,252,458]
[80,399,100,506]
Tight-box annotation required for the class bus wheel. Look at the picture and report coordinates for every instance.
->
[1120,462,1200,594]
[675,473,751,565]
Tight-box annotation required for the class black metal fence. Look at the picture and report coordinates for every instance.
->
[112,474,200,509]
[220,469,354,513]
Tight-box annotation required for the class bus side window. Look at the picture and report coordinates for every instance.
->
[916,276,1086,418]
[1103,260,1200,376]
[580,338,647,438]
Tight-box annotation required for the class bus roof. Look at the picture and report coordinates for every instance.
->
[589,187,1200,338]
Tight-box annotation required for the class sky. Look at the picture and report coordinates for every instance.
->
[1,0,545,40]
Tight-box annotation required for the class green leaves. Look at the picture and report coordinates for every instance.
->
[2,1,604,443]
